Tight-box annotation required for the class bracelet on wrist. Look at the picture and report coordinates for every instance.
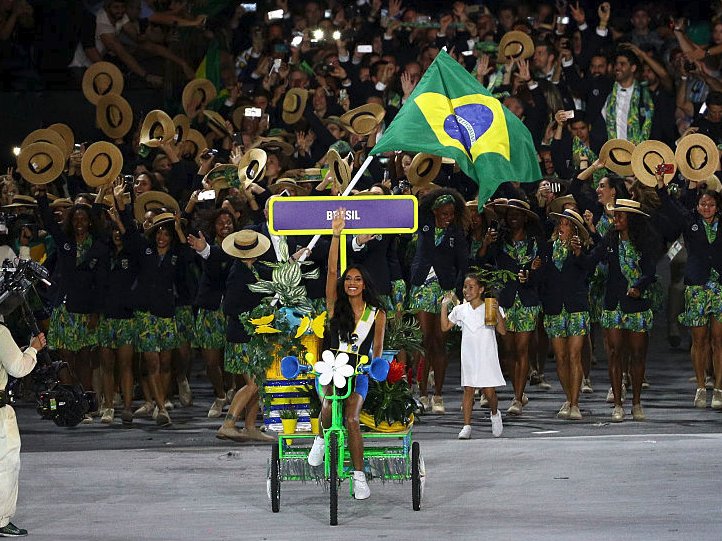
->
[333,234,341,238]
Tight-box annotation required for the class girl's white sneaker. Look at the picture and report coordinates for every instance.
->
[490,411,503,437]
[458,425,471,439]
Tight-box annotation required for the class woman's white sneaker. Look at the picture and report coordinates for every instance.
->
[353,471,371,500]
[308,436,325,466]
[458,425,471,439]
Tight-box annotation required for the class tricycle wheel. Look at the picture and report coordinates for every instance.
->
[412,441,422,511]
[270,444,281,512]
[329,432,339,526]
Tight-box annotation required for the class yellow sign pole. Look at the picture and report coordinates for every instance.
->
[339,233,347,275]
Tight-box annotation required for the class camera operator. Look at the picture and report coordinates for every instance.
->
[0,325,46,538]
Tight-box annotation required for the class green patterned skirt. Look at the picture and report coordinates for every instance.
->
[175,305,196,347]
[600,304,654,332]
[407,277,453,315]
[224,341,249,375]
[678,276,722,328]
[96,316,135,349]
[194,307,227,350]
[504,293,541,333]
[47,304,97,352]
[543,307,590,338]
[134,311,178,352]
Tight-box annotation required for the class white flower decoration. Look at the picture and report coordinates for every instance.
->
[314,350,355,388]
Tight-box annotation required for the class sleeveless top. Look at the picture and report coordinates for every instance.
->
[324,305,379,365]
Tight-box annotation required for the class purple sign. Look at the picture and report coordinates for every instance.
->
[268,196,418,235]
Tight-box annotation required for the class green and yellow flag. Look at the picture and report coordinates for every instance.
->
[370,50,541,205]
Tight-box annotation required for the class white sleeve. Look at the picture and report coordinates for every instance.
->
[351,237,365,252]
[0,326,37,378]
[447,305,462,327]
[197,243,211,260]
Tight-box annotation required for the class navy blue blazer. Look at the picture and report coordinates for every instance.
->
[538,240,594,315]
[195,244,232,311]
[223,260,266,343]
[589,234,656,313]
[122,213,193,318]
[38,195,109,313]
[101,245,138,319]
[486,236,541,308]
[409,217,468,293]
[347,234,401,296]
[657,187,722,285]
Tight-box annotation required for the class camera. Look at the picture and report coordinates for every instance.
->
[391,179,410,194]
[684,60,697,72]
[201,148,219,159]
[32,360,98,427]
[557,16,569,24]
[0,259,51,318]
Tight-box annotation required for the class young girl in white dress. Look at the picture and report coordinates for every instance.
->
[441,273,506,439]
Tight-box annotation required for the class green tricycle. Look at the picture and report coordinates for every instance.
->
[267,350,425,526]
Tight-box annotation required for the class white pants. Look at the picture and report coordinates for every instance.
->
[0,405,21,528]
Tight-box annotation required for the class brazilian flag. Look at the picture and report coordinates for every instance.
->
[370,50,541,205]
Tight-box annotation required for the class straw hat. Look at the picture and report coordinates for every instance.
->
[700,174,722,193]
[203,110,230,137]
[599,139,636,177]
[675,134,719,182]
[2,194,37,209]
[144,211,177,236]
[172,114,190,144]
[222,230,271,259]
[21,128,67,154]
[631,140,677,187]
[82,61,124,105]
[322,116,346,131]
[466,199,499,220]
[47,123,75,158]
[182,79,217,117]
[282,88,309,125]
[269,177,310,196]
[237,148,267,187]
[50,197,74,209]
[96,94,133,139]
[202,164,240,190]
[181,129,207,164]
[326,149,351,192]
[339,103,385,136]
[253,136,295,156]
[491,198,540,220]
[497,30,535,62]
[296,168,324,183]
[16,142,65,185]
[549,208,590,242]
[606,198,649,217]
[134,190,180,223]
[407,153,441,187]
[140,110,175,148]
[548,194,577,215]
[81,142,123,187]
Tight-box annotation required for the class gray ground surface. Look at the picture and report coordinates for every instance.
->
[11,311,722,540]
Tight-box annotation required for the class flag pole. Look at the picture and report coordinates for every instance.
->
[300,154,375,256]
